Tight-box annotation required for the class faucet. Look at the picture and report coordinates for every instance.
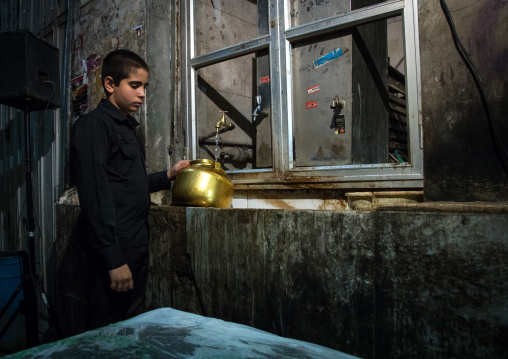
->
[215,111,233,133]
[252,95,268,122]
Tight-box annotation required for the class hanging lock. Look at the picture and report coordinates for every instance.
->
[330,96,346,134]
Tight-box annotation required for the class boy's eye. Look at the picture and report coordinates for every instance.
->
[129,82,146,89]
[128,81,148,90]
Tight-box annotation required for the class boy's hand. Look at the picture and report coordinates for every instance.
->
[167,160,191,180]
[109,264,133,292]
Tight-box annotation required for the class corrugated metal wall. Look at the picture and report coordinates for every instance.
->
[0,0,70,303]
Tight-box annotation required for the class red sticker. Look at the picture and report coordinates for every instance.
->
[307,85,320,94]
[260,76,270,84]
[305,101,317,109]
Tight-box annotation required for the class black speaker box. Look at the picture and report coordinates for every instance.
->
[0,29,60,111]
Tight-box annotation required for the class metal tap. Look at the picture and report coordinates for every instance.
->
[330,95,346,110]
[252,95,268,122]
[215,111,233,133]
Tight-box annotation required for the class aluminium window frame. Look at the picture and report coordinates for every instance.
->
[183,0,423,189]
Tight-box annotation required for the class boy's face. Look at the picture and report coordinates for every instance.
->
[105,67,149,115]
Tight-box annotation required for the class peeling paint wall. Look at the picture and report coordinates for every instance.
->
[71,0,147,113]
[70,0,181,206]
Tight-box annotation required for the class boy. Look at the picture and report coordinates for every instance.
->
[71,49,189,330]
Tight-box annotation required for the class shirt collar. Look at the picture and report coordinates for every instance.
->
[97,98,140,127]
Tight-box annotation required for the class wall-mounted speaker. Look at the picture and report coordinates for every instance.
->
[0,29,60,112]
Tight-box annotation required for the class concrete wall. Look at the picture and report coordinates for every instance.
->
[419,0,508,201]
[3,1,507,356]
[67,0,508,204]
[55,203,508,358]
[48,1,508,357]
[70,0,147,113]
[70,0,182,205]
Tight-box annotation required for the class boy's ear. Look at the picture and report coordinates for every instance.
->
[104,76,115,95]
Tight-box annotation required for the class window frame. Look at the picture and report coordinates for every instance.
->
[183,0,423,189]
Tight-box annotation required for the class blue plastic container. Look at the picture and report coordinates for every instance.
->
[0,252,26,351]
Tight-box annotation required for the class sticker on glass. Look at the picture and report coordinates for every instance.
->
[260,76,270,84]
[305,101,317,109]
[313,47,349,68]
[307,85,320,95]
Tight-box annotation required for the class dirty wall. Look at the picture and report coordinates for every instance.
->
[69,0,183,206]
[419,0,508,201]
[1,0,507,356]
[67,0,508,205]
[55,203,508,358]
[49,1,508,359]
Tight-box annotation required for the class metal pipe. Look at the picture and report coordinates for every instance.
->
[200,139,253,148]
[199,124,236,142]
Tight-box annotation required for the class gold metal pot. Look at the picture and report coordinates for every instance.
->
[171,159,234,208]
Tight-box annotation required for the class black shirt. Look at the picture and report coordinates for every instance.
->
[71,99,171,270]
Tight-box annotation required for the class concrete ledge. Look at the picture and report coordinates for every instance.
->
[376,201,508,214]
[346,191,424,210]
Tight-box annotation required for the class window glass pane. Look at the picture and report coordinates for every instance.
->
[289,0,389,28]
[194,0,269,57]
[291,15,408,167]
[196,50,272,170]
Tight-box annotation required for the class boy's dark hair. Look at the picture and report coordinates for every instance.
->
[101,49,149,97]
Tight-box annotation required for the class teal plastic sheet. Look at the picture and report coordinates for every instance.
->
[7,308,358,358]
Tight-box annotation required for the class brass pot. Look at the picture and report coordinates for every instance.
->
[171,159,234,208]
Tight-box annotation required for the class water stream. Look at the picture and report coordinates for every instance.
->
[215,132,219,162]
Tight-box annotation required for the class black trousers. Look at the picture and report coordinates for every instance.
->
[80,244,150,331]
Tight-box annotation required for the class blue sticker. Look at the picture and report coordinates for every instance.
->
[313,47,349,68]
